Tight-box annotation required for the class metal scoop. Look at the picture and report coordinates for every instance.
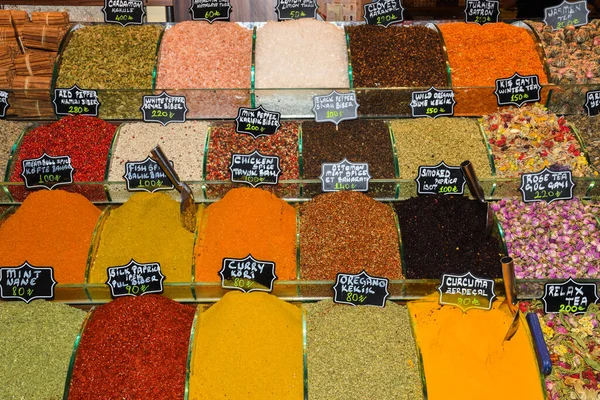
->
[502,256,521,341]
[150,145,196,232]
[460,160,493,238]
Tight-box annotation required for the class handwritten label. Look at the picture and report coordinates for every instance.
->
[363,0,404,27]
[190,0,231,22]
[438,272,496,312]
[320,159,371,192]
[410,87,456,118]
[235,105,281,138]
[53,85,100,117]
[140,91,188,126]
[103,0,145,26]
[494,73,541,107]
[229,150,282,187]
[333,270,389,307]
[21,153,74,190]
[520,168,574,203]
[465,0,499,25]
[544,0,589,30]
[0,91,9,118]
[416,161,466,195]
[219,254,277,293]
[584,90,600,116]
[124,157,174,193]
[313,90,359,126]
[106,259,165,298]
[0,262,57,303]
[275,0,318,20]
[542,278,599,314]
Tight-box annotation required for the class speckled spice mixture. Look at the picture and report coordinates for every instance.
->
[0,120,27,180]
[568,114,600,173]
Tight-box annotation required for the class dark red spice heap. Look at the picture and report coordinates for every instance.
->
[67,295,195,400]
[394,196,503,279]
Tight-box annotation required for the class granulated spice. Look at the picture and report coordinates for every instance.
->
[568,114,600,173]
[188,291,303,400]
[0,301,86,400]
[0,120,28,180]
[305,299,423,400]
[347,24,448,116]
[394,196,503,279]
[300,191,401,280]
[67,295,195,400]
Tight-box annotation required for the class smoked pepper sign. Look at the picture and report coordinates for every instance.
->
[415,161,466,196]
[519,168,574,203]
[438,272,496,312]
[542,278,599,314]
[333,270,390,307]
[219,254,277,293]
[0,262,57,303]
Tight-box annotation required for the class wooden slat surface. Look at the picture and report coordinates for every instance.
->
[0,0,173,6]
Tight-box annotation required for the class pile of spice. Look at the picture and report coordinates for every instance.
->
[527,300,600,399]
[529,20,600,114]
[56,24,163,119]
[156,22,252,118]
[300,191,401,280]
[301,120,396,197]
[492,197,600,279]
[0,301,87,400]
[0,190,101,283]
[305,300,423,400]
[408,296,545,400]
[394,196,503,279]
[482,104,593,178]
[438,22,548,115]
[67,295,195,400]
[254,19,349,116]
[188,292,303,400]
[8,115,116,201]
[568,114,600,173]
[89,193,198,285]
[0,120,28,179]
[106,121,208,202]
[195,188,296,282]
[347,24,448,116]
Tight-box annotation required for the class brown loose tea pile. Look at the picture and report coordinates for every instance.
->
[394,196,503,279]
[347,25,448,116]
[568,115,600,173]
[305,300,423,400]
[300,191,401,280]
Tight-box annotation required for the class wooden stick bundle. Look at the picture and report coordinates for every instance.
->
[21,24,66,52]
[31,12,69,27]
[11,76,52,99]
[0,26,19,49]
[0,11,13,27]
[8,98,54,118]
[13,52,55,76]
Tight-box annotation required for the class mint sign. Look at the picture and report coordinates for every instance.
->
[103,0,145,26]
[220,254,277,293]
[0,262,57,303]
[275,0,318,20]
[363,0,404,27]
[190,0,231,22]
[465,0,499,25]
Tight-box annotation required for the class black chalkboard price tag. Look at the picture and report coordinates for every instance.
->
[103,0,145,26]
[0,91,9,118]
[106,259,165,298]
[235,105,281,138]
[219,254,277,293]
[416,161,466,195]
[494,73,541,107]
[53,85,100,117]
[584,90,600,116]
[520,168,574,203]
[320,159,371,192]
[275,0,318,20]
[544,0,589,30]
[410,87,456,118]
[229,150,282,187]
[313,90,359,126]
[363,0,404,27]
[542,278,599,314]
[124,157,175,193]
[190,0,231,22]
[140,91,188,126]
[438,271,496,312]
[0,262,57,303]
[464,0,500,25]
[333,270,389,307]
[21,153,74,190]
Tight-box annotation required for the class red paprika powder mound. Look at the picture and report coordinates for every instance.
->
[67,295,196,400]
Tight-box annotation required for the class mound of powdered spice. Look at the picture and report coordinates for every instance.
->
[67,295,195,400]
[300,191,401,280]
[0,190,101,284]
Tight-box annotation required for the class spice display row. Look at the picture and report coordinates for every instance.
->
[1,105,600,203]
[1,293,570,400]
[4,19,600,119]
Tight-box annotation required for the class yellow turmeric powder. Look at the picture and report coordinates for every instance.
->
[188,291,304,400]
[408,296,545,400]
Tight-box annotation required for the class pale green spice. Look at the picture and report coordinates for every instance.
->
[0,301,87,400]
[305,300,424,400]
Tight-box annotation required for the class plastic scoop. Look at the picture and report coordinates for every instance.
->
[460,160,493,238]
[502,256,520,341]
[150,145,196,232]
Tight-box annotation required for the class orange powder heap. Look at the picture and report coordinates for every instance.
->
[0,190,101,283]
[194,187,297,282]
